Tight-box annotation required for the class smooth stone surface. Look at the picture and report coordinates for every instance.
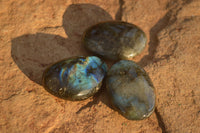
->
[106,60,155,120]
[42,56,107,100]
[82,21,147,60]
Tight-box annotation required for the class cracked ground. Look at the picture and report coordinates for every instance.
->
[0,0,200,132]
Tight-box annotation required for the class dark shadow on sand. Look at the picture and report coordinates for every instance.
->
[11,3,175,115]
[11,3,114,112]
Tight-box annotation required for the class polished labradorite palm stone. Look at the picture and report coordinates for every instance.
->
[82,21,147,60]
[42,56,107,101]
[106,60,155,120]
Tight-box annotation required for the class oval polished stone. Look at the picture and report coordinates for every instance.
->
[42,56,107,100]
[106,60,155,120]
[82,21,147,60]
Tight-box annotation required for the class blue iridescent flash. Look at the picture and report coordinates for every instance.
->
[42,56,107,100]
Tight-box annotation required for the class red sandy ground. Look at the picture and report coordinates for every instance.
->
[0,0,200,132]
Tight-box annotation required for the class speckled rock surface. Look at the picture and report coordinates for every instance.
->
[0,0,200,132]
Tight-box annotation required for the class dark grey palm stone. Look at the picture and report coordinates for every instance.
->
[106,60,155,120]
[42,56,107,101]
[82,21,147,60]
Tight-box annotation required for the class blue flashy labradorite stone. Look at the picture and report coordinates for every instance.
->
[106,60,155,120]
[42,56,107,100]
[82,21,147,60]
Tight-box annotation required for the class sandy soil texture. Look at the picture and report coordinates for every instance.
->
[0,0,200,132]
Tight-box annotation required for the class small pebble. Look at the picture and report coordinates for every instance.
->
[82,21,147,60]
[106,60,155,120]
[42,56,107,100]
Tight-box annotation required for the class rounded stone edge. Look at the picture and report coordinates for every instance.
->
[42,56,108,101]
[82,21,148,61]
[106,60,156,120]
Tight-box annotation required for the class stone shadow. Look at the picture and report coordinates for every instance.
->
[11,4,112,85]
[11,3,172,115]
[11,3,115,113]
